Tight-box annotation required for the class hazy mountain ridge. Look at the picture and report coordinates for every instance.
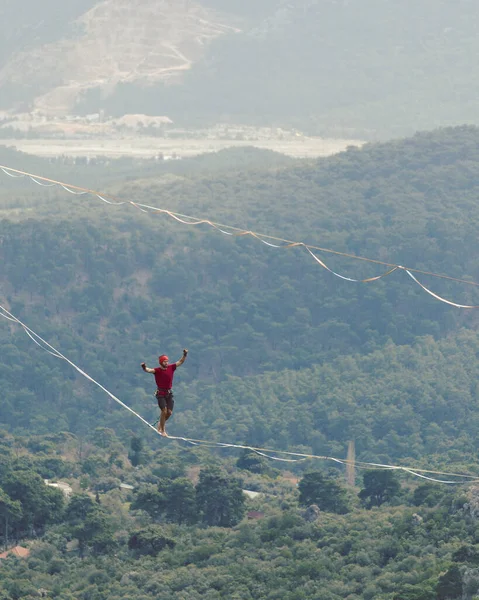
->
[0,0,240,115]
[0,1,97,57]
[2,0,479,137]
[168,0,479,136]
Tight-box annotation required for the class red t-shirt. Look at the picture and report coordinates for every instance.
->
[154,364,177,395]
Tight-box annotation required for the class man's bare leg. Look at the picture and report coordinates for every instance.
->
[158,409,168,436]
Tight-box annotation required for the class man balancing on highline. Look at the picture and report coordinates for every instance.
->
[141,349,188,437]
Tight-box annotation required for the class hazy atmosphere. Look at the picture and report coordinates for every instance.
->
[1,2,479,599]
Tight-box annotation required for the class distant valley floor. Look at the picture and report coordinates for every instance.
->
[0,135,364,160]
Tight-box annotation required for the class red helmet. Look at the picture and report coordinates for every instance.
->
[159,355,169,364]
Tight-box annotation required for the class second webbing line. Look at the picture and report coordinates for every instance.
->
[2,304,478,484]
[1,164,479,308]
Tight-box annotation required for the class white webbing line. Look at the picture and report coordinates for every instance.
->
[1,167,24,178]
[59,184,88,195]
[30,177,56,187]
[1,312,18,322]
[2,303,479,482]
[305,246,399,283]
[134,202,286,245]
[2,166,479,307]
[0,304,307,460]
[400,468,459,483]
[0,305,158,434]
[96,194,126,205]
[403,269,479,309]
[168,438,479,484]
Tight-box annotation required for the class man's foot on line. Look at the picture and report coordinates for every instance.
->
[159,429,169,437]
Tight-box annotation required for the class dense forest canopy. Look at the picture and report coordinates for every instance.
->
[2,127,479,597]
[0,425,477,600]
[2,127,479,461]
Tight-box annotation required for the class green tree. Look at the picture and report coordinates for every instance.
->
[92,427,117,449]
[393,583,436,600]
[436,565,463,600]
[71,506,116,556]
[196,466,245,527]
[81,455,107,477]
[128,525,175,556]
[2,470,64,533]
[236,449,270,474]
[298,471,350,514]
[0,452,12,480]
[130,484,166,520]
[128,436,145,467]
[5,579,37,600]
[412,483,445,507]
[359,469,401,508]
[65,494,96,525]
[163,477,197,525]
[0,487,22,545]
[35,456,71,479]
[452,545,479,565]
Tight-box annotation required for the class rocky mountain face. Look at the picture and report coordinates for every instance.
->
[0,0,241,115]
[1,0,479,137]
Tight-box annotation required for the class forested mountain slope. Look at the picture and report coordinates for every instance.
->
[1,126,479,469]
[0,426,476,600]
[3,127,479,598]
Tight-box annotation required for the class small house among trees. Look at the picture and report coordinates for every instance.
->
[0,545,30,559]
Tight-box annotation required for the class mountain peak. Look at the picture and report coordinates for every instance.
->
[0,0,240,115]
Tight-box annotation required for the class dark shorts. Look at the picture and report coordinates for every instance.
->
[155,389,174,411]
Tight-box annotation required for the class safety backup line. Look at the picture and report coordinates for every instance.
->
[1,303,478,485]
[1,164,479,308]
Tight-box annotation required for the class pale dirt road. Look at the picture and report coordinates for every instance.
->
[1,136,364,160]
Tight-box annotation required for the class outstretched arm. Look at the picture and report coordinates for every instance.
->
[141,363,156,374]
[176,349,188,367]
